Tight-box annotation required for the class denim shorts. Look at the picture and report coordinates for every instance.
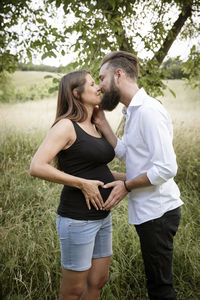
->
[56,214,112,271]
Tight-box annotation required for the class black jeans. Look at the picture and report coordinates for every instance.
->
[135,207,181,300]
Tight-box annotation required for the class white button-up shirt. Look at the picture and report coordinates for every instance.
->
[115,88,183,225]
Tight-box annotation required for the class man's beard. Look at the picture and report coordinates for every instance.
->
[100,77,121,111]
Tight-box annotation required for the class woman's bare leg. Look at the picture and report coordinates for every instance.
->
[82,256,111,300]
[58,267,89,300]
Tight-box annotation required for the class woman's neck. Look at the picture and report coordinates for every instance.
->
[82,105,94,125]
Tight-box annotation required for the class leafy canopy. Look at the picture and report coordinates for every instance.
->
[1,0,199,96]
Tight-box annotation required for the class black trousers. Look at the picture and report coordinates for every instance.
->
[135,207,181,300]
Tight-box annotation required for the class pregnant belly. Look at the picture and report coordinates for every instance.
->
[63,165,114,203]
[82,165,114,202]
[80,165,114,183]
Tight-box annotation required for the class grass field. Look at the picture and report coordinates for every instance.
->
[0,73,200,299]
[12,71,56,88]
[0,71,59,103]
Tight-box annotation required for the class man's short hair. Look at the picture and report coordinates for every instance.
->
[100,51,139,80]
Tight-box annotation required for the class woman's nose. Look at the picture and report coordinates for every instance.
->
[97,85,101,92]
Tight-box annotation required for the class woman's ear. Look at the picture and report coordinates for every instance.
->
[72,88,79,99]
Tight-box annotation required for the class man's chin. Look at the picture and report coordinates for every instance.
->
[100,102,119,111]
[100,95,119,111]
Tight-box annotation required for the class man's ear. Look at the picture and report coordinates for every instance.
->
[115,68,123,84]
[115,68,122,78]
[72,88,79,99]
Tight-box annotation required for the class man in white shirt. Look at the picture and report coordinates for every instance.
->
[94,51,183,300]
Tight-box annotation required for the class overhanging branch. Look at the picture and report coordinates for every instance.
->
[101,3,134,53]
[153,4,193,65]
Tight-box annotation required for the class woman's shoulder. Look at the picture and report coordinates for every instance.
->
[50,118,75,138]
[54,118,74,130]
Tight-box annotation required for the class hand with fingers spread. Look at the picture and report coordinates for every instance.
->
[103,180,128,210]
[81,179,105,210]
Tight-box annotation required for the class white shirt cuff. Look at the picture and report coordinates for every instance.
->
[114,138,126,161]
[147,166,166,185]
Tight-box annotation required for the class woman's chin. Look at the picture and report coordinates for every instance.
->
[94,97,102,106]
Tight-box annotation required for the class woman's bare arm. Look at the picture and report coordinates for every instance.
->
[30,119,104,210]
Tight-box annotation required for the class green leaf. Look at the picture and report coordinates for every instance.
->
[44,75,53,79]
[53,77,59,84]
[49,86,58,94]
[41,53,49,60]
[169,88,176,98]
[36,18,45,24]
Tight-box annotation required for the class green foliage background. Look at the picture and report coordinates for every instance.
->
[1,0,199,97]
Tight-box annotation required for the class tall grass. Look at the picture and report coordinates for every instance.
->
[1,129,61,299]
[1,125,200,299]
[1,80,200,299]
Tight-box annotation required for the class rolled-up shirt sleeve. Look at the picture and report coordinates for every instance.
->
[140,106,178,185]
[114,136,127,162]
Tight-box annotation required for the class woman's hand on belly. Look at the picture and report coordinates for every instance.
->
[79,179,104,210]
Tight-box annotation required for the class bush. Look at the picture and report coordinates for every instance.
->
[0,72,15,103]
[162,57,189,80]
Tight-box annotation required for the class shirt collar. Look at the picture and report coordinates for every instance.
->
[122,88,147,115]
[129,87,147,107]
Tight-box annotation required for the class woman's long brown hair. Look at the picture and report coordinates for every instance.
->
[52,70,89,168]
[53,70,90,127]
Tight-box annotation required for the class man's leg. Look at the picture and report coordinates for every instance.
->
[135,207,181,300]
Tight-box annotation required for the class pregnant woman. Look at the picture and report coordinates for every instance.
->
[30,70,116,300]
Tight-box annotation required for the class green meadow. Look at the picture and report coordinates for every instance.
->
[0,72,200,299]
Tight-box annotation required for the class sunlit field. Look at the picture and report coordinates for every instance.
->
[12,71,55,88]
[0,74,200,299]
[0,97,123,135]
[159,79,200,127]
[1,76,199,132]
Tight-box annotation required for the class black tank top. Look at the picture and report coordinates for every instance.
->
[57,121,115,220]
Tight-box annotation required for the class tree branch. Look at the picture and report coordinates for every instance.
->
[101,3,134,52]
[114,26,134,52]
[153,4,193,65]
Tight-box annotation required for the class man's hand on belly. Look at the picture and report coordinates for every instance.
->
[102,180,128,210]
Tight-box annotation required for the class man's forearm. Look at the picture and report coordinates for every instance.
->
[99,119,118,148]
[126,173,152,191]
[112,171,126,181]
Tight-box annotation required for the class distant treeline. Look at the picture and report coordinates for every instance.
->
[17,62,74,74]
[17,58,189,80]
[162,58,189,79]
